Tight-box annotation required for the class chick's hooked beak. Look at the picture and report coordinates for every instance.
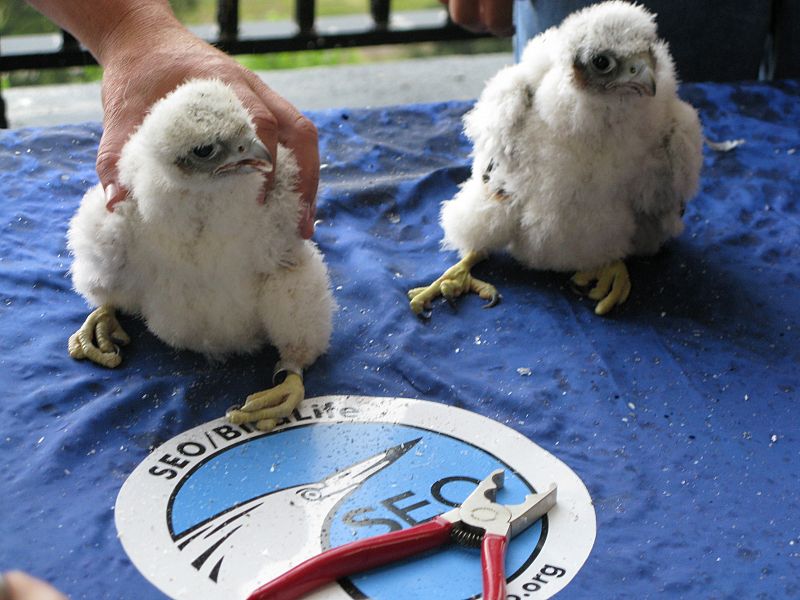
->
[214,138,274,176]
[609,52,657,97]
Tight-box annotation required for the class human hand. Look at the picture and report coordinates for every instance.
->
[96,7,319,238]
[1,571,68,600]
[438,0,514,36]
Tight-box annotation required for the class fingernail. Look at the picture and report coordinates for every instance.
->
[104,183,121,212]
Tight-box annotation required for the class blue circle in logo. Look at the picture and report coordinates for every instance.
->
[168,422,545,599]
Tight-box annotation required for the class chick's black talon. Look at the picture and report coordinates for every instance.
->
[570,281,591,296]
[418,309,432,320]
[226,404,242,414]
[482,293,501,309]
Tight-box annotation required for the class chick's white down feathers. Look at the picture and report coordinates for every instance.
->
[440,1,703,273]
[68,79,333,367]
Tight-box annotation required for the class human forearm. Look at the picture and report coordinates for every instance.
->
[25,0,183,66]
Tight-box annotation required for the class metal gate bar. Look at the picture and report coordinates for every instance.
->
[0,2,486,72]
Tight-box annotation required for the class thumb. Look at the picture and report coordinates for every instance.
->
[95,131,128,212]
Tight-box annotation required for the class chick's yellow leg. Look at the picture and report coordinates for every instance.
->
[226,372,304,431]
[408,251,499,315]
[68,304,130,368]
[571,259,631,316]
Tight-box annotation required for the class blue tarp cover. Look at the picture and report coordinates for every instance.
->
[1,79,799,599]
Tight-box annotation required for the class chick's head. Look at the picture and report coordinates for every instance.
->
[119,79,272,203]
[563,1,670,98]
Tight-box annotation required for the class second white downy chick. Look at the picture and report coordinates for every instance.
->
[409,1,703,316]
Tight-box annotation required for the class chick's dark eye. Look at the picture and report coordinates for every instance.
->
[192,144,215,158]
[592,54,612,73]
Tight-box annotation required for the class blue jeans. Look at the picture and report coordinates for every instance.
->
[513,0,779,82]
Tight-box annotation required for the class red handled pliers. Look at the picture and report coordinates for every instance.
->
[247,468,558,600]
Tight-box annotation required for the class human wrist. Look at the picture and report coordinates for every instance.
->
[93,2,187,67]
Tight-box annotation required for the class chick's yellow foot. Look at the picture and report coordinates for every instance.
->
[408,251,500,316]
[226,372,304,431]
[68,304,130,368]
[571,260,631,316]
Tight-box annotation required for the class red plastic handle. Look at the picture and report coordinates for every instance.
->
[481,533,508,600]
[247,516,454,600]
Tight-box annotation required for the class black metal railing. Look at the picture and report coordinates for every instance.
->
[0,1,490,127]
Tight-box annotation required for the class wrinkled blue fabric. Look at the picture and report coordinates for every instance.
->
[1,80,799,599]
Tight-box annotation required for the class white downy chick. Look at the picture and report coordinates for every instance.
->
[67,79,334,430]
[409,1,703,316]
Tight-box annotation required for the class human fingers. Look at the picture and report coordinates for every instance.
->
[247,76,320,239]
[280,112,319,239]
[227,79,281,201]
[96,81,139,211]
[480,0,514,36]
[3,571,68,600]
[96,64,178,211]
[448,0,485,33]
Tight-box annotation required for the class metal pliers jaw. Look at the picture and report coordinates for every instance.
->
[441,468,558,541]
[436,469,558,599]
[247,468,557,600]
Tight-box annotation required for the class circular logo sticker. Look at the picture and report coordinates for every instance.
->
[116,396,595,599]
